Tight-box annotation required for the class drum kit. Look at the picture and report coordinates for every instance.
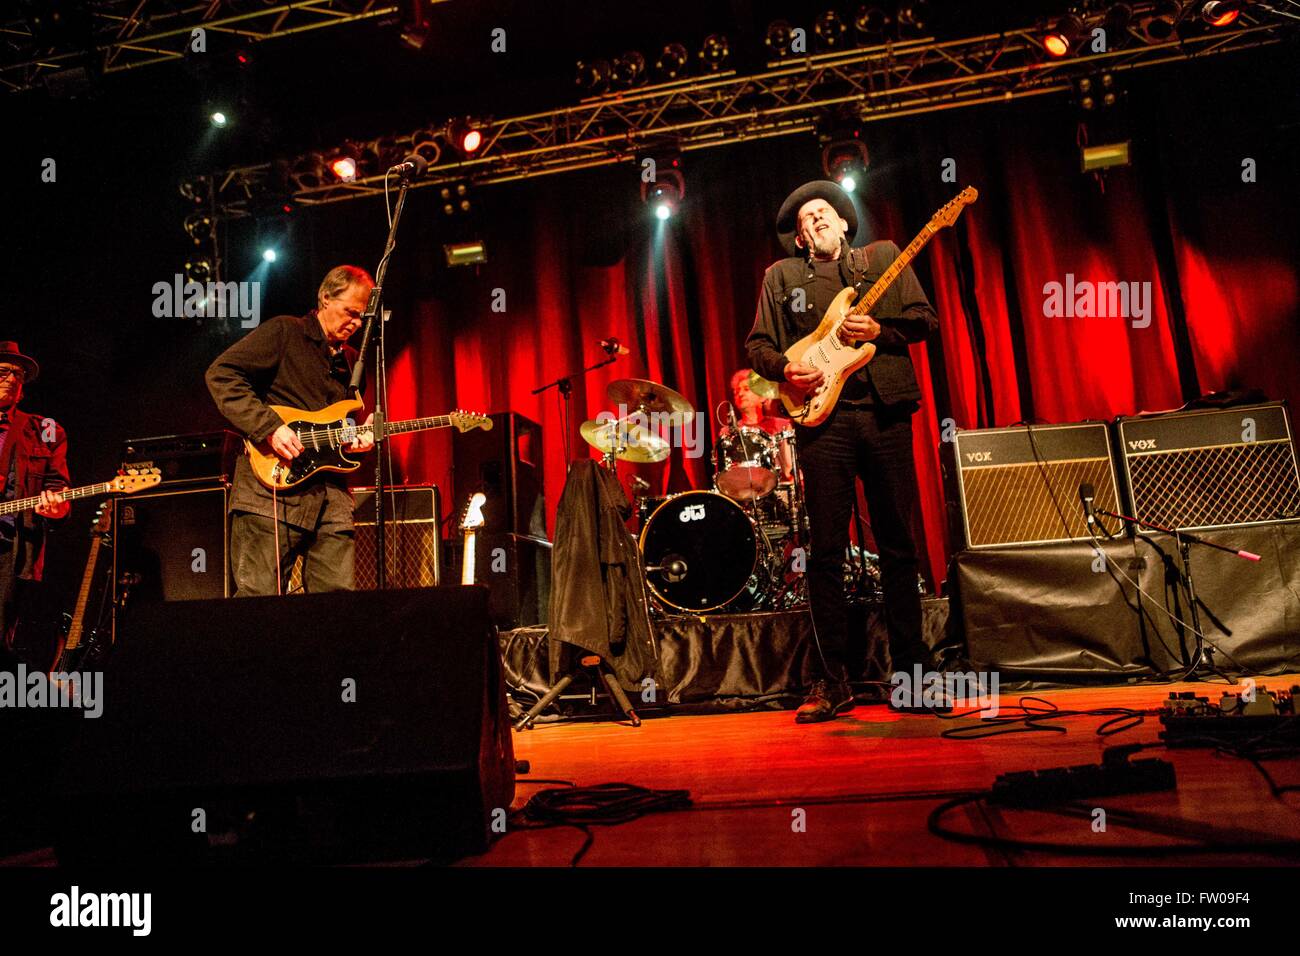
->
[583,376,914,616]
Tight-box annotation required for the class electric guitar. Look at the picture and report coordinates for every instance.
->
[780,186,978,426]
[460,492,487,586]
[245,398,492,491]
[0,467,161,517]
[49,503,115,674]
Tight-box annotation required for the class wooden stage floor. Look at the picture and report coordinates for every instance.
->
[467,676,1300,867]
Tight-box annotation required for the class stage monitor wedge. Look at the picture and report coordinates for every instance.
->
[952,421,1122,548]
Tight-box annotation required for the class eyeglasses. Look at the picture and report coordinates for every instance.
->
[0,368,24,382]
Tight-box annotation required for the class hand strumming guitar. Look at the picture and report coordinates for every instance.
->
[784,361,824,392]
[837,313,881,345]
[270,424,305,460]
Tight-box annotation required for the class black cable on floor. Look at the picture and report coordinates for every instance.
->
[511,783,693,866]
[936,695,1148,739]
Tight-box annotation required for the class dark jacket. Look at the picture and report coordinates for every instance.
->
[205,313,359,529]
[548,460,655,689]
[0,407,70,580]
[746,240,938,407]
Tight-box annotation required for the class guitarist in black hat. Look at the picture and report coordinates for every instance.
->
[746,181,938,723]
[0,342,70,663]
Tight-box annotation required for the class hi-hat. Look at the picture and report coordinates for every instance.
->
[606,378,694,417]
[580,418,670,463]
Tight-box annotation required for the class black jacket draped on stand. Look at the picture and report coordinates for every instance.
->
[548,459,656,689]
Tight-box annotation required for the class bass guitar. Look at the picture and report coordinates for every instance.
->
[780,186,978,426]
[245,398,492,491]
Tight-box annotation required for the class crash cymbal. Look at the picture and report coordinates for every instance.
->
[606,378,694,417]
[579,418,671,463]
[745,370,780,400]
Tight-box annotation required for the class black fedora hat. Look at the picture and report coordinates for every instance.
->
[775,179,860,257]
[0,341,38,383]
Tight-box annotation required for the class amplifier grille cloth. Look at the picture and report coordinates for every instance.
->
[963,458,1119,547]
[287,522,441,592]
[1127,440,1300,530]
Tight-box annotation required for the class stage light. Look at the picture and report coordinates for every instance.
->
[854,6,890,38]
[1042,14,1084,57]
[184,258,213,284]
[654,43,689,81]
[184,212,213,245]
[438,183,472,216]
[613,51,646,86]
[290,152,326,191]
[447,118,483,156]
[1201,0,1241,26]
[896,0,930,33]
[655,202,672,221]
[814,10,848,50]
[444,241,487,267]
[575,59,612,92]
[262,248,278,263]
[819,113,868,191]
[179,176,210,206]
[1144,0,1181,41]
[411,128,443,165]
[210,111,228,128]
[330,155,358,182]
[765,20,794,57]
[698,34,730,71]
[1081,141,1130,172]
[641,163,684,220]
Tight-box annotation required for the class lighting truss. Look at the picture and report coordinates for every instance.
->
[207,3,1295,220]
[0,0,401,94]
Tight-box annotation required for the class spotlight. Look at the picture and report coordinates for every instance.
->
[330,154,358,182]
[698,34,730,71]
[411,128,443,165]
[1201,0,1241,26]
[262,248,278,263]
[1043,13,1084,57]
[290,152,326,191]
[819,114,868,191]
[184,212,213,245]
[854,6,890,37]
[613,51,646,86]
[1144,0,1181,41]
[1081,141,1131,172]
[654,42,689,81]
[184,258,213,283]
[641,161,684,220]
[896,0,930,33]
[575,59,612,92]
[210,111,228,128]
[178,176,210,206]
[438,183,472,216]
[447,118,483,157]
[765,20,794,57]
[814,10,848,50]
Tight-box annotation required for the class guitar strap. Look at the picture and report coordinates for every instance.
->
[0,410,20,498]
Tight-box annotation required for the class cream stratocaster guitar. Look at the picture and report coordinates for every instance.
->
[780,186,978,426]
[246,398,492,491]
[0,468,161,517]
[460,492,487,586]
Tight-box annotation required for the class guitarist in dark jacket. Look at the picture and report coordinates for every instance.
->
[746,181,938,723]
[205,266,375,596]
[0,342,70,662]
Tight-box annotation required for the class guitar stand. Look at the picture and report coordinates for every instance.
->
[514,654,642,730]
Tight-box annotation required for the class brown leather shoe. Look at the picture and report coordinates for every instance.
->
[795,679,855,724]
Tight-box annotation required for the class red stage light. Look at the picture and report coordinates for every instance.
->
[1210,10,1239,25]
[461,129,482,153]
[1043,33,1071,57]
[331,157,357,181]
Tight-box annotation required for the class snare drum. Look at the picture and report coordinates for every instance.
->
[640,490,760,612]
[713,426,779,500]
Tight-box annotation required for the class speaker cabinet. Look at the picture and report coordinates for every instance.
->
[952,422,1121,548]
[113,484,230,604]
[453,411,546,537]
[1117,402,1300,531]
[474,532,552,629]
[353,484,443,589]
[52,587,515,864]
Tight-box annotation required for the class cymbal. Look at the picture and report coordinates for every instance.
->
[606,378,694,417]
[580,418,670,463]
[746,370,780,400]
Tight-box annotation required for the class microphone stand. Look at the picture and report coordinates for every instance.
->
[348,166,419,590]
[531,351,620,462]
[1092,505,1256,682]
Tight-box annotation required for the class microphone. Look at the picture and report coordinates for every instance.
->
[599,337,629,356]
[663,555,688,583]
[1078,482,1096,526]
[389,154,428,179]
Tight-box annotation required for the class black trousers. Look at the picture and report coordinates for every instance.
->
[230,511,354,597]
[796,403,929,681]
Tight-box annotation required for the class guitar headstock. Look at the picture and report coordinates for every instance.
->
[460,491,487,532]
[90,502,113,535]
[107,467,162,496]
[450,410,493,433]
[931,186,979,229]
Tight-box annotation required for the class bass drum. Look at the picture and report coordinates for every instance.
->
[640,491,760,612]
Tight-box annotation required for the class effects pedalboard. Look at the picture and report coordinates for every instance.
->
[1159,686,1300,747]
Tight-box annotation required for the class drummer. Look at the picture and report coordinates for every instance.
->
[729,368,794,480]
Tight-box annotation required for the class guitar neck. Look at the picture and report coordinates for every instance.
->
[0,482,109,517]
[381,415,455,438]
[64,534,106,652]
[851,224,938,317]
[461,530,477,586]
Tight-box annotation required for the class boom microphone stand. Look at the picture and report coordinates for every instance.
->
[348,155,428,589]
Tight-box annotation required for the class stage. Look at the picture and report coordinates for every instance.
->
[469,676,1300,867]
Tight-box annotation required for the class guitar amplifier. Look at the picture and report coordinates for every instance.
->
[287,484,443,592]
[1117,402,1300,531]
[952,422,1122,548]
